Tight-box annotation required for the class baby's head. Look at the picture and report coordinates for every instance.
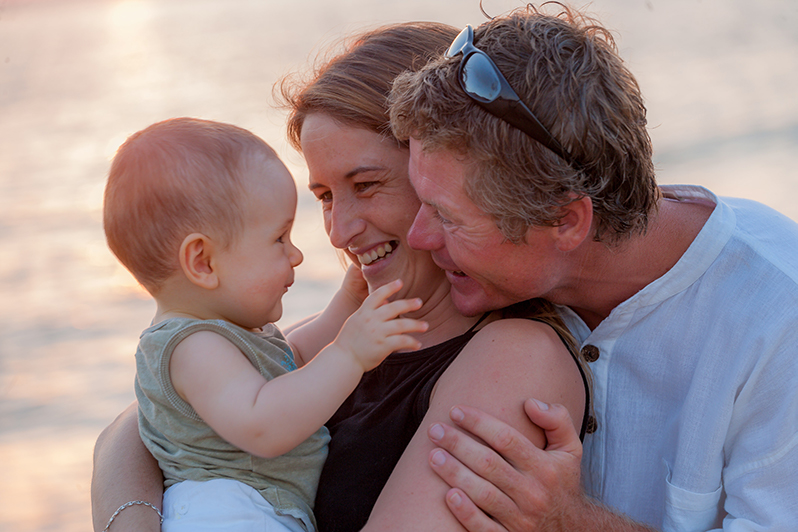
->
[104,118,299,320]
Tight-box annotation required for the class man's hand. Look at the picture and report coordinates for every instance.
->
[426,399,587,531]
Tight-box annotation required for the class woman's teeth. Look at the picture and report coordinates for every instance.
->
[358,242,394,265]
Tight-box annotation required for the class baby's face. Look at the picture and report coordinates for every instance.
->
[212,155,303,329]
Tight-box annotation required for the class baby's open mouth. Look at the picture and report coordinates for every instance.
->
[357,241,398,265]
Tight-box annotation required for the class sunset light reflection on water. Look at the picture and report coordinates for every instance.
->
[0,0,795,530]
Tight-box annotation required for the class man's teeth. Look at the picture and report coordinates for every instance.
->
[358,242,393,265]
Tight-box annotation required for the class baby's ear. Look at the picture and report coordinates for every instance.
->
[179,233,219,289]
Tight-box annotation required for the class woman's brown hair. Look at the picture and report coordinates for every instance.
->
[278,21,459,151]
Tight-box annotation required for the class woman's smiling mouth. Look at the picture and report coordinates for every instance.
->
[357,241,397,265]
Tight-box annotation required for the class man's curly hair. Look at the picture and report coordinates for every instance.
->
[390,3,659,243]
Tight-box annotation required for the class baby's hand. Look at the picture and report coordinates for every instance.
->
[334,279,427,372]
[340,264,369,307]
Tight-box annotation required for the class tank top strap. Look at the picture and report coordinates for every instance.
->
[524,318,591,442]
[465,312,491,334]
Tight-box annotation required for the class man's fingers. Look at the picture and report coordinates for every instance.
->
[427,421,534,524]
[428,404,587,532]
[428,446,513,531]
[446,405,543,467]
[523,399,583,456]
[444,489,507,532]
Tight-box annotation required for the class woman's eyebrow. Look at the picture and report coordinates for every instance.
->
[344,165,385,179]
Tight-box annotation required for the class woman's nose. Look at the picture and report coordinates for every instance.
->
[327,201,367,250]
[407,203,444,252]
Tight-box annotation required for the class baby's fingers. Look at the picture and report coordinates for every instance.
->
[388,316,429,336]
[377,317,428,353]
[362,279,404,309]
[377,296,424,319]
[383,333,424,353]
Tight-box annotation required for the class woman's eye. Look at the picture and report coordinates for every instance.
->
[316,191,332,204]
[354,181,378,193]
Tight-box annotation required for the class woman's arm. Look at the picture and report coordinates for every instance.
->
[363,319,587,531]
[91,402,164,532]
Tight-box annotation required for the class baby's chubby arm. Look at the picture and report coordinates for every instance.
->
[170,279,426,459]
[287,264,369,366]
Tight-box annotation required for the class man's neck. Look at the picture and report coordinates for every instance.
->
[560,196,714,330]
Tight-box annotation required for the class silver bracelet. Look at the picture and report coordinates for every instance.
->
[103,500,164,532]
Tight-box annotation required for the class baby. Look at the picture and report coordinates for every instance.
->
[102,117,427,532]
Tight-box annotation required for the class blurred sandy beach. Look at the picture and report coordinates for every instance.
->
[0,0,795,530]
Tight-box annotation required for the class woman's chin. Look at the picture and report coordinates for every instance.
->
[361,250,400,287]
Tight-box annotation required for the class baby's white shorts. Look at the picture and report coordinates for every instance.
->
[162,478,308,532]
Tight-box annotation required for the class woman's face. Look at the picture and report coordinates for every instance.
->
[300,113,447,301]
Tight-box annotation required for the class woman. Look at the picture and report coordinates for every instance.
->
[91,22,589,532]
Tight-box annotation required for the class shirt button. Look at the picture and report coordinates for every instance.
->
[581,345,600,362]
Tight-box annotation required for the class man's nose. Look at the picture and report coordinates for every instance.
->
[407,203,443,251]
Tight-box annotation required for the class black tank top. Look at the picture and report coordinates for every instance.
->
[313,316,589,532]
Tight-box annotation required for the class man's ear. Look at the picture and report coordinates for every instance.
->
[179,233,219,289]
[550,195,594,252]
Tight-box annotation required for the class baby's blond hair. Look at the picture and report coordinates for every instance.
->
[103,117,278,294]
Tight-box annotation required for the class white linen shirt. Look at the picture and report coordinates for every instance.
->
[560,185,798,531]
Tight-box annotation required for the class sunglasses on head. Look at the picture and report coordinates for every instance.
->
[446,25,582,170]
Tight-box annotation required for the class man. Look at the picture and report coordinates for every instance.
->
[390,4,798,531]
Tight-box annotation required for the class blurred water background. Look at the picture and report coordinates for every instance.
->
[0,0,796,530]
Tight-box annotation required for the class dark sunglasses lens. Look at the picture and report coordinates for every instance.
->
[461,53,501,102]
[446,26,471,58]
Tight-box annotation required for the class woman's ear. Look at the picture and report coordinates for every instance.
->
[179,233,219,289]
[551,195,594,252]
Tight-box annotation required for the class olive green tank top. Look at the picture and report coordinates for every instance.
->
[135,318,330,532]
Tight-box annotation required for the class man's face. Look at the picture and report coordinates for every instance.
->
[407,138,560,316]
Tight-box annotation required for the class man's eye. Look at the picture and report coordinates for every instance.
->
[433,210,451,224]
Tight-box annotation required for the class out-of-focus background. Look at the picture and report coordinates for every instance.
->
[0,0,795,530]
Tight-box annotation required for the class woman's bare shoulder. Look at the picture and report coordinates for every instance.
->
[459,317,572,366]
[364,317,585,531]
[436,316,585,435]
